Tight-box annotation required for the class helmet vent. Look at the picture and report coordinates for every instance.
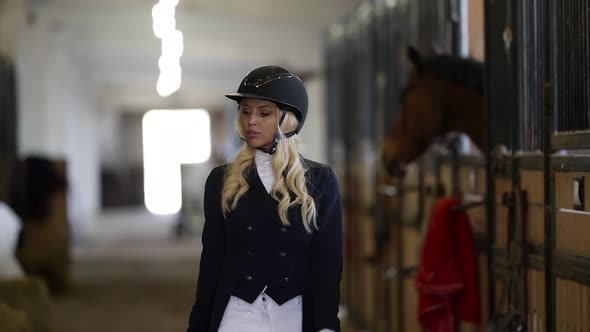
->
[243,73,296,88]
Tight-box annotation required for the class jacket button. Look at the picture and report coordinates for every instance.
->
[280,227,287,232]
[246,226,253,231]
[244,275,253,281]
[279,251,286,257]
[283,276,289,283]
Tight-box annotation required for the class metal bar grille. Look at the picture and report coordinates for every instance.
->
[555,0,590,134]
[418,0,450,53]
[487,0,514,150]
[518,0,544,152]
[325,33,345,160]
[487,0,547,152]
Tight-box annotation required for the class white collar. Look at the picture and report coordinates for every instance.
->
[254,150,274,193]
[254,150,273,166]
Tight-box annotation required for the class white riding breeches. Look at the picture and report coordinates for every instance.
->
[218,293,302,332]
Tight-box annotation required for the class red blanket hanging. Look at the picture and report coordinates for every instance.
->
[415,197,481,332]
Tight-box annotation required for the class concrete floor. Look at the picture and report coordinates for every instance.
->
[50,208,355,332]
[51,208,201,332]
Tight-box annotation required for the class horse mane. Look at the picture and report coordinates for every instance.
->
[423,55,484,96]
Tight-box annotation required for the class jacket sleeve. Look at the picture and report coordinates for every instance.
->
[310,168,343,332]
[187,167,226,332]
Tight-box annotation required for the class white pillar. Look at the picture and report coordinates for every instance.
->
[16,22,100,236]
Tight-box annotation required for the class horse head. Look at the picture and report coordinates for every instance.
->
[382,47,445,176]
[382,46,484,176]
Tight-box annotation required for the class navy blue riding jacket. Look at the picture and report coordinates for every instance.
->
[186,159,343,332]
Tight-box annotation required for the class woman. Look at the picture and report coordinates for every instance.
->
[187,66,343,332]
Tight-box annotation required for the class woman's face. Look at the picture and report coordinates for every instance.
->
[239,98,279,150]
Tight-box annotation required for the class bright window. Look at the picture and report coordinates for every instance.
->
[142,109,211,215]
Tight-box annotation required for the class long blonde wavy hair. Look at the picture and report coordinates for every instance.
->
[221,106,317,232]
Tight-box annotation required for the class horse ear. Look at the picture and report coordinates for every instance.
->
[407,46,423,72]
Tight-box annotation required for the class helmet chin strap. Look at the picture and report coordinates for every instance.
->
[255,110,297,155]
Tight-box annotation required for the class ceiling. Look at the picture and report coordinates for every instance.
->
[31,0,359,110]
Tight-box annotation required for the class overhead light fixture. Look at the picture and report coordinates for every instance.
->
[142,109,211,215]
[152,0,183,97]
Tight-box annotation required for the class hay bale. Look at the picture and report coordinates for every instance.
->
[0,301,32,332]
[0,277,53,332]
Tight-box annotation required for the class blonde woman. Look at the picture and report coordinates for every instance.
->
[187,66,343,332]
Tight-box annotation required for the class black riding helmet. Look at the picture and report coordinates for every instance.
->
[225,66,308,135]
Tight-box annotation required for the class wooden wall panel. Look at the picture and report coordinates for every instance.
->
[401,191,420,224]
[402,227,422,269]
[479,255,489,329]
[402,277,419,332]
[584,285,590,332]
[467,206,487,235]
[535,269,546,332]
[555,211,590,255]
[521,170,545,244]
[360,263,377,327]
[555,278,589,331]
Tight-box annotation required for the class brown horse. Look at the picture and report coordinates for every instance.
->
[382,47,485,176]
